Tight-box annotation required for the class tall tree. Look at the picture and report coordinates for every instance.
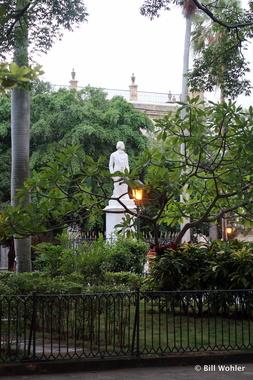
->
[0,86,153,234]
[0,0,88,273]
[189,0,250,99]
[181,0,197,103]
[140,0,253,242]
[9,1,31,272]
[3,100,253,246]
[179,0,197,243]
[141,0,198,242]
[140,0,253,98]
[190,0,242,240]
[30,88,153,171]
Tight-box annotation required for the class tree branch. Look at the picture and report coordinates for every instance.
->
[7,1,32,36]
[191,0,253,29]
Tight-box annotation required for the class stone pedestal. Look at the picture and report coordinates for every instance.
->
[129,84,138,101]
[104,199,136,240]
[69,79,78,89]
[129,73,138,101]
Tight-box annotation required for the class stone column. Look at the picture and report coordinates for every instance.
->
[104,199,136,240]
[129,73,138,101]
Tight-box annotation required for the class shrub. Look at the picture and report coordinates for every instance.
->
[209,240,253,289]
[33,234,82,277]
[108,238,148,274]
[0,271,85,295]
[34,234,148,285]
[77,235,112,285]
[104,271,141,290]
[145,240,253,291]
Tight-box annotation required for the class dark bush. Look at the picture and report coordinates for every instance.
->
[144,239,253,291]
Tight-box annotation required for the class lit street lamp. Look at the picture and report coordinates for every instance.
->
[226,224,233,240]
[132,187,143,204]
[132,180,144,234]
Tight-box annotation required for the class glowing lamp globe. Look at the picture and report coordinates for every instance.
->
[132,188,143,201]
[226,225,233,235]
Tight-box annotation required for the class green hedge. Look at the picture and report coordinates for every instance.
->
[0,235,148,294]
[145,239,253,291]
[33,234,148,284]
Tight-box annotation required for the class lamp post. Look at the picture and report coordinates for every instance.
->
[226,224,233,240]
[131,180,160,246]
[132,181,144,235]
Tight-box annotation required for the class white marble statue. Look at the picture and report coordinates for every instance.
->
[109,141,130,199]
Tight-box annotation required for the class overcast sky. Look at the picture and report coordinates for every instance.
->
[37,0,185,94]
[37,0,253,107]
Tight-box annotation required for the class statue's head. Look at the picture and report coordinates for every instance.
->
[116,141,125,150]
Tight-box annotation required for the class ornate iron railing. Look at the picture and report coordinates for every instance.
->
[0,289,252,362]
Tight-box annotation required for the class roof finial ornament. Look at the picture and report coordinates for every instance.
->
[71,69,76,80]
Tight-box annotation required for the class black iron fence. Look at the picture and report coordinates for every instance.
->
[0,289,252,362]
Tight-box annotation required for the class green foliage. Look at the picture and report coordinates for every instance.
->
[141,0,253,98]
[104,271,141,289]
[140,1,181,19]
[189,1,252,99]
[0,0,88,274]
[0,85,153,209]
[0,269,141,295]
[30,79,53,95]
[205,239,253,289]
[33,235,79,277]
[33,234,147,287]
[33,234,111,284]
[134,99,253,242]
[0,95,11,202]
[0,271,84,295]
[145,240,253,291]
[29,88,153,170]
[77,236,112,285]
[2,99,253,244]
[0,144,110,237]
[0,62,43,94]
[108,238,148,274]
[0,1,88,59]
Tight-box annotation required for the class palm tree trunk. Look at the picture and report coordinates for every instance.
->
[180,13,192,243]
[11,87,32,273]
[181,14,192,104]
[11,0,32,273]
